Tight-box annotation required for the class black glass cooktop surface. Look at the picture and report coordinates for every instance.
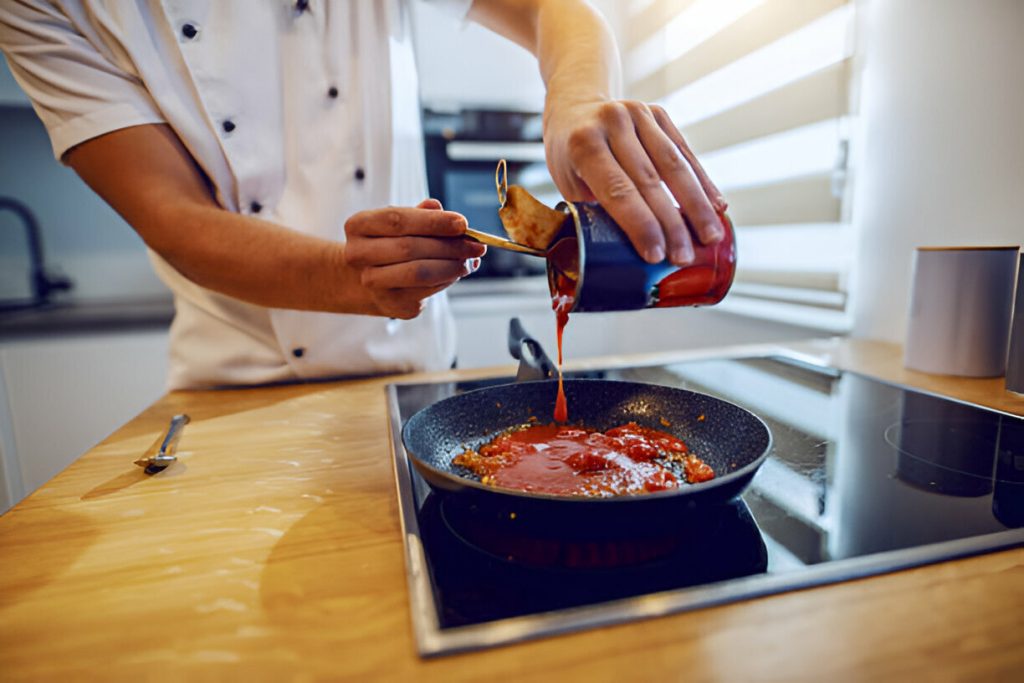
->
[386,354,1024,656]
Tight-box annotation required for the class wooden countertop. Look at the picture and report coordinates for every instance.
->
[1,338,1022,681]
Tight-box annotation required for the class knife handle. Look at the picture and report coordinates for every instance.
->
[159,414,191,459]
[135,413,190,472]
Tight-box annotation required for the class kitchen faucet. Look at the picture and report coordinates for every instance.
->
[0,196,73,312]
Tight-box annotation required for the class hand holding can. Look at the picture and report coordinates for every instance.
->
[546,203,736,313]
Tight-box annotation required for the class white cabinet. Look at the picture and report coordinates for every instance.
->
[0,330,168,512]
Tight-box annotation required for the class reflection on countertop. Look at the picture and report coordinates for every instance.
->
[0,296,174,338]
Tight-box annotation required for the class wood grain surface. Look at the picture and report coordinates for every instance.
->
[0,339,1022,681]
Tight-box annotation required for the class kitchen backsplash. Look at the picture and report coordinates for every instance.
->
[0,104,168,304]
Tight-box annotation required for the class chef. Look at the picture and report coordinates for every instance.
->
[0,0,726,390]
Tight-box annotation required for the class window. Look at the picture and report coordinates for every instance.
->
[625,0,857,331]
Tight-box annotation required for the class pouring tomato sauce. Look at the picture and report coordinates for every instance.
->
[546,236,579,423]
[464,205,720,497]
[544,210,733,422]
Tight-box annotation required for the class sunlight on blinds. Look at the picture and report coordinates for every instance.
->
[735,224,852,279]
[700,119,841,192]
[660,5,853,127]
[680,62,849,154]
[627,0,765,84]
[624,0,857,330]
[627,0,659,16]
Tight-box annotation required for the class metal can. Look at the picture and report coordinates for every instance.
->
[547,202,736,313]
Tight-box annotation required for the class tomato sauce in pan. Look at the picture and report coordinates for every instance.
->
[454,422,715,497]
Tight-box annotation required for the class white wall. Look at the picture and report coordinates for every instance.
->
[412,0,624,111]
[848,0,1024,342]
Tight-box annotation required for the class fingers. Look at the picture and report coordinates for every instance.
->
[565,101,729,264]
[632,103,723,248]
[650,104,727,214]
[546,139,598,204]
[345,205,467,238]
[361,258,472,290]
[554,99,730,265]
[344,200,484,275]
[346,235,485,268]
[344,199,482,319]
[609,104,695,264]
[376,284,450,320]
[567,113,666,264]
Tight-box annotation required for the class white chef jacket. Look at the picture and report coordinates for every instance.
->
[0,0,472,389]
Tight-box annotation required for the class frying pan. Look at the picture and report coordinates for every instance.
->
[402,373,772,532]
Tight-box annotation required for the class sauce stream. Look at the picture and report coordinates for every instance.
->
[547,236,579,422]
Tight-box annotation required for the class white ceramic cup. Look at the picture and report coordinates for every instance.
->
[904,246,1020,377]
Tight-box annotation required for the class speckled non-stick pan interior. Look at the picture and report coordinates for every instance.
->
[402,378,771,502]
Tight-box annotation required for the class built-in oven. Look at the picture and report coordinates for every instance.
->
[422,109,557,278]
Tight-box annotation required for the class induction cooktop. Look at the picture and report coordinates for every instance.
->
[386,353,1024,657]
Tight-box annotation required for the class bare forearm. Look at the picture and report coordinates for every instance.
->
[66,124,378,315]
[536,1,621,105]
[469,0,621,104]
[151,203,376,315]
[470,0,725,266]
[67,125,481,319]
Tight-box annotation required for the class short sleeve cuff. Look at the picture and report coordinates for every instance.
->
[48,101,165,161]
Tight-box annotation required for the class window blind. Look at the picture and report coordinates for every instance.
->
[625,0,856,331]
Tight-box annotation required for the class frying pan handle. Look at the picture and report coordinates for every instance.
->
[508,317,557,382]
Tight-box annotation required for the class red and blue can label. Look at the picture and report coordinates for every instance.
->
[547,202,736,313]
